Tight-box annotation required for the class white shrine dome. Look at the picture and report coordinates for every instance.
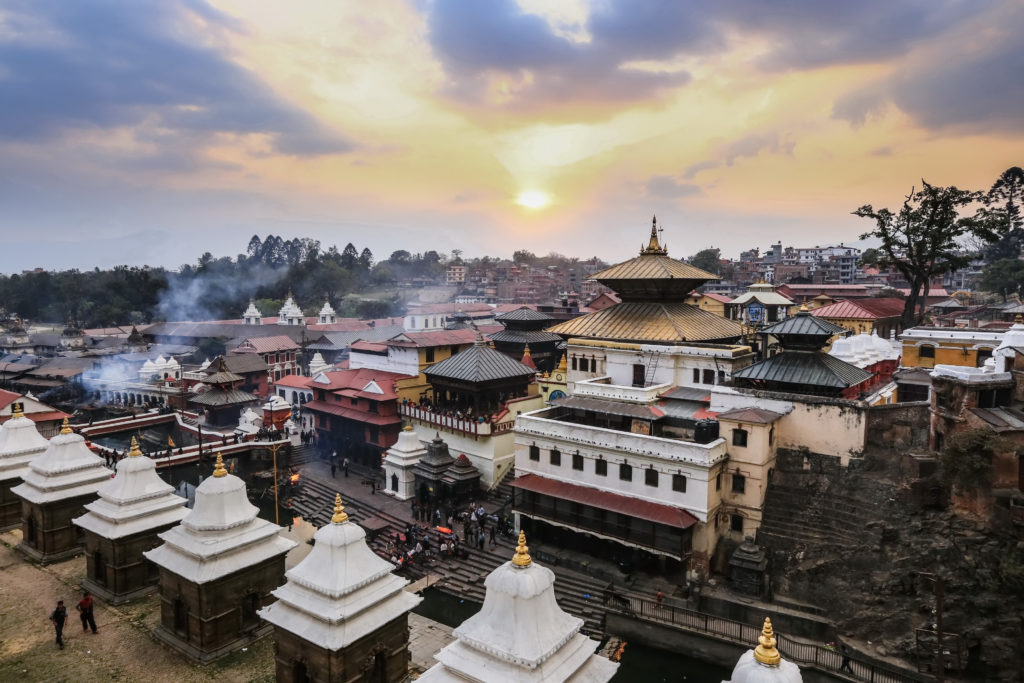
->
[870,330,895,359]
[243,299,262,319]
[0,402,50,483]
[828,337,854,363]
[392,425,424,453]
[996,318,1024,354]
[318,299,336,317]
[12,419,111,504]
[725,619,803,683]
[184,459,259,532]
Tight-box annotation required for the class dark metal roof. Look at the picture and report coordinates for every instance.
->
[487,329,564,344]
[716,407,785,424]
[659,386,711,401]
[760,312,847,338]
[190,388,259,406]
[553,395,665,419]
[424,341,536,384]
[494,307,553,322]
[732,351,872,389]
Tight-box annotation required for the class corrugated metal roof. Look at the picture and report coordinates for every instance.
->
[760,312,847,337]
[494,307,553,322]
[729,291,794,306]
[424,341,537,384]
[546,302,743,343]
[511,473,698,530]
[732,351,872,389]
[190,388,259,406]
[552,395,665,419]
[716,407,785,424]
[659,386,711,401]
[812,298,905,320]
[488,329,564,344]
[590,253,718,283]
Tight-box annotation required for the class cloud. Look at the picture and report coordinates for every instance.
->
[683,160,718,179]
[722,133,794,166]
[645,176,701,199]
[0,0,353,157]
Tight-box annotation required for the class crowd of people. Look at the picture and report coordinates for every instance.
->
[400,397,505,424]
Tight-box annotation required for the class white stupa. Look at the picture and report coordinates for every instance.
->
[144,453,296,583]
[723,618,803,683]
[317,298,337,325]
[383,425,426,500]
[12,418,110,507]
[995,315,1024,371]
[243,299,263,326]
[418,532,618,682]
[278,292,305,326]
[308,352,330,377]
[259,494,421,650]
[74,436,187,540]
[0,401,49,487]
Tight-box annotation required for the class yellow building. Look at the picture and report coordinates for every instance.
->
[900,326,1003,369]
[684,292,731,318]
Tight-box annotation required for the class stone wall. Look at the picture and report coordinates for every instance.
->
[272,614,411,683]
[864,401,929,450]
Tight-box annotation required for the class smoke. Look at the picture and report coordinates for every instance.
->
[154,263,286,323]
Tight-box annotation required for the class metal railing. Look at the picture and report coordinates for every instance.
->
[606,594,930,683]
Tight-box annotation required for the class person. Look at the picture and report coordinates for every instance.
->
[656,590,664,606]
[478,529,485,550]
[343,457,349,478]
[489,525,496,548]
[50,600,68,649]
[78,591,97,634]
[330,460,336,478]
[840,644,853,674]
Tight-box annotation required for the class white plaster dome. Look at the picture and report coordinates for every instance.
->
[870,330,894,359]
[0,404,50,482]
[183,459,258,532]
[726,619,802,683]
[997,320,1024,353]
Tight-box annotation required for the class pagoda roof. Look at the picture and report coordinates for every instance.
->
[547,302,742,343]
[487,329,564,345]
[760,311,847,338]
[494,307,553,322]
[11,422,111,504]
[259,495,421,650]
[424,337,536,384]
[203,356,245,384]
[732,350,872,390]
[190,387,260,407]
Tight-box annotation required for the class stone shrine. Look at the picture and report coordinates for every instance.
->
[259,494,421,682]
[418,532,618,682]
[73,437,188,604]
[12,418,110,563]
[0,401,49,530]
[144,453,297,662]
[383,425,427,500]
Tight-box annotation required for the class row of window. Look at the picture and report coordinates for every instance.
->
[917,344,993,368]
[527,445,687,491]
[572,356,596,372]
[693,368,726,385]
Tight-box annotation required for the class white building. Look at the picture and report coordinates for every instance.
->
[278,292,306,326]
[418,532,618,682]
[243,299,263,326]
[317,298,337,325]
[383,425,427,500]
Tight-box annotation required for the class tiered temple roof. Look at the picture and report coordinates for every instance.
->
[144,453,296,583]
[259,494,421,650]
[0,402,49,484]
[424,334,537,385]
[418,532,617,682]
[11,419,110,505]
[74,437,187,539]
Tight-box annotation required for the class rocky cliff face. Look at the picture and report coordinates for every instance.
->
[757,447,1024,680]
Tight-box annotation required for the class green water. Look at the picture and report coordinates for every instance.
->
[412,588,731,682]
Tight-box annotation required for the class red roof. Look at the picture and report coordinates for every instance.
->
[511,474,699,530]
[387,328,493,348]
[234,335,300,354]
[350,340,388,353]
[407,303,493,315]
[715,407,784,424]
[273,374,314,389]
[701,293,732,303]
[310,368,413,397]
[811,297,906,320]
[308,317,403,332]
[0,388,19,409]
[304,400,402,425]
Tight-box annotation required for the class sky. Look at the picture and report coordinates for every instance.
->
[1,0,1022,273]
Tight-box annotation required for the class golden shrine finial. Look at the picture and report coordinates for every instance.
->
[129,436,142,457]
[11,401,23,418]
[799,303,809,312]
[212,452,227,478]
[557,354,567,373]
[403,424,414,431]
[641,215,668,255]
[512,530,532,567]
[331,493,348,523]
[753,617,781,666]
[60,418,72,435]
[1016,313,1023,324]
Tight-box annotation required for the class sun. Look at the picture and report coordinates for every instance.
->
[516,190,551,210]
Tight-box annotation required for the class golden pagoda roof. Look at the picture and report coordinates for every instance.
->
[590,253,718,283]
[547,301,743,343]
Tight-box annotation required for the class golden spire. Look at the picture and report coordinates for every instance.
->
[1016,313,1023,324]
[512,530,532,567]
[557,354,567,373]
[641,215,668,255]
[128,436,142,457]
[799,303,809,312]
[753,617,781,666]
[60,417,72,435]
[523,343,532,357]
[212,452,227,478]
[331,493,349,523]
[403,424,414,431]
[11,401,23,418]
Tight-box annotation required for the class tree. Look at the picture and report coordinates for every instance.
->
[858,247,880,268]
[855,181,987,327]
[979,258,1024,300]
[687,248,721,274]
[981,167,1024,261]
[512,249,537,265]
[388,250,411,265]
[340,243,359,269]
[358,247,374,271]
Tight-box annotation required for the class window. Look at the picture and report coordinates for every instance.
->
[550,449,561,466]
[425,348,435,363]
[529,445,540,461]
[718,370,726,384]
[645,468,659,487]
[571,356,578,370]
[692,368,700,384]
[768,428,775,446]
[716,473,721,490]
[730,514,744,533]
[572,452,584,470]
[368,425,379,442]
[367,401,378,414]
[703,369,715,385]
[595,459,607,476]
[732,473,746,494]
[732,429,748,447]
[580,357,590,372]
[672,474,687,492]
[976,347,993,367]
[451,345,460,355]
[350,397,358,406]
[919,345,935,359]
[619,463,632,481]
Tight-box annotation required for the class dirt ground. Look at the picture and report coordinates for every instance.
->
[0,530,275,683]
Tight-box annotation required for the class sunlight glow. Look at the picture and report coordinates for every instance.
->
[516,190,551,210]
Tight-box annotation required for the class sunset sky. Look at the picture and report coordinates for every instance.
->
[1,0,1021,272]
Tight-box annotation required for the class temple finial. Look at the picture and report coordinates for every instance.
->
[753,617,781,666]
[331,493,348,523]
[60,418,72,435]
[799,303,809,312]
[641,215,668,255]
[512,530,532,567]
[11,401,23,418]
[129,436,142,457]
[213,452,227,478]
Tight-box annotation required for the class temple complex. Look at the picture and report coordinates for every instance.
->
[418,532,618,682]
[0,401,50,530]
[190,357,260,427]
[144,453,297,662]
[73,437,188,603]
[259,494,421,682]
[12,418,111,563]
[722,618,803,683]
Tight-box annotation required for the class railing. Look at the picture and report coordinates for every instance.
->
[606,594,931,683]
[573,376,673,403]
[400,404,510,439]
